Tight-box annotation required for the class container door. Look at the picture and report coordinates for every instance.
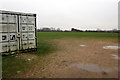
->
[19,15,36,50]
[0,13,2,53]
[0,13,19,53]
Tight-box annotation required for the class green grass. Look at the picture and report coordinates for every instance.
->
[31,41,56,55]
[2,56,28,78]
[2,32,118,78]
[37,32,118,40]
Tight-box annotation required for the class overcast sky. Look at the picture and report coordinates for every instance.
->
[0,0,119,30]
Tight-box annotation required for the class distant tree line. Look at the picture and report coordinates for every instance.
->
[37,27,63,32]
[37,27,120,33]
[71,28,120,33]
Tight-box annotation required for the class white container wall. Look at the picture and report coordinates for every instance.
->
[0,10,37,55]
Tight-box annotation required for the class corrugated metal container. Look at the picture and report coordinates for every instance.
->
[118,1,120,30]
[0,10,37,55]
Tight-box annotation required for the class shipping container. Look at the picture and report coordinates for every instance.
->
[0,10,37,55]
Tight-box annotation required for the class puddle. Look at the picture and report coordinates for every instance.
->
[71,63,117,73]
[80,45,87,47]
[111,54,120,60]
[103,46,120,50]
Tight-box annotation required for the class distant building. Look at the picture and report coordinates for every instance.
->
[71,28,83,32]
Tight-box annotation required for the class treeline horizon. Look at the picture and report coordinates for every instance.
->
[37,27,120,33]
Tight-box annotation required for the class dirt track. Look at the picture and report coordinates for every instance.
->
[14,38,118,78]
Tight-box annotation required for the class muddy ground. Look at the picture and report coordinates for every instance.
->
[14,38,119,78]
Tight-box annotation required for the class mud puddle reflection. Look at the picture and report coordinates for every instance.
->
[111,54,120,60]
[80,45,87,47]
[71,63,118,73]
[103,46,120,50]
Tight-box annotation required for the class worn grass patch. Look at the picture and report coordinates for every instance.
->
[2,32,118,78]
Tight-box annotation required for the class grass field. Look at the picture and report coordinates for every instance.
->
[38,32,118,40]
[36,32,118,54]
[2,32,118,78]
